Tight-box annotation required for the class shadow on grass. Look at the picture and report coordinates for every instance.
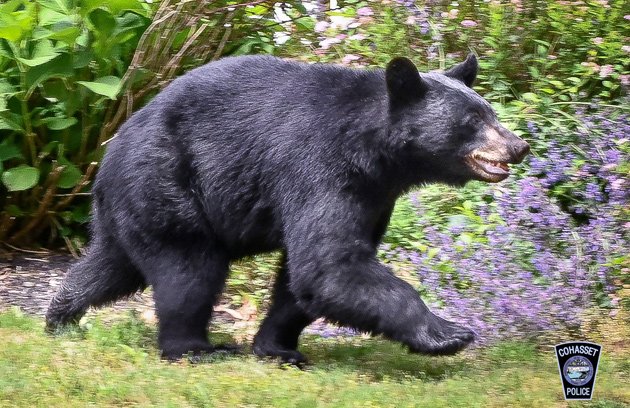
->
[299,336,471,381]
[85,311,471,381]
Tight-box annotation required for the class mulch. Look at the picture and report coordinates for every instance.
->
[0,251,154,317]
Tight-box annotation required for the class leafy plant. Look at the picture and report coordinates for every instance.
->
[0,0,305,248]
[0,0,152,247]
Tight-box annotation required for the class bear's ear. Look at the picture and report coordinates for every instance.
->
[386,57,427,107]
[444,53,478,88]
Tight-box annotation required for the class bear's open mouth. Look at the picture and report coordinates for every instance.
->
[466,153,511,181]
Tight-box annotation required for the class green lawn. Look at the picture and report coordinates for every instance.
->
[0,309,628,408]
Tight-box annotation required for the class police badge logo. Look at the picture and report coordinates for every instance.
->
[554,341,602,400]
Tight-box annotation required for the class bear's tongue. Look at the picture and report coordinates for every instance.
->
[476,157,509,175]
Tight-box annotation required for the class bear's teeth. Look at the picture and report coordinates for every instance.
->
[478,157,508,171]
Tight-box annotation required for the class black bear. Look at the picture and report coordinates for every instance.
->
[46,54,529,364]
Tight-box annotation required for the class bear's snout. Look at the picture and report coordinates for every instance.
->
[510,139,530,164]
[486,125,530,164]
[464,124,531,183]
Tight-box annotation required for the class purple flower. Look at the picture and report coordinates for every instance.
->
[399,109,629,345]
[599,64,614,78]
[314,20,329,33]
[357,6,374,17]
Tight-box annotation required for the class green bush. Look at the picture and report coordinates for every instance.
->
[0,0,302,248]
[0,0,152,247]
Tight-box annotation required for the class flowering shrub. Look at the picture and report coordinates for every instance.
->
[287,0,629,103]
[528,108,630,219]
[385,110,629,344]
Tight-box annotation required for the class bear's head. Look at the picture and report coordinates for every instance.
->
[385,54,530,185]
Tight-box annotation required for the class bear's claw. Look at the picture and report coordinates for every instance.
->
[253,344,308,367]
[409,318,476,356]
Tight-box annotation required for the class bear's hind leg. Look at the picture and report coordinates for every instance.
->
[134,242,231,360]
[46,239,145,331]
[253,255,314,365]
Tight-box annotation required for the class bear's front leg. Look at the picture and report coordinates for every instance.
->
[285,207,475,356]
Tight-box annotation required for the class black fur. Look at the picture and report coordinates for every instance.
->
[445,53,478,88]
[46,55,529,363]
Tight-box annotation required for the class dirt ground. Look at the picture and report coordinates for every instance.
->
[0,250,253,331]
[0,251,156,318]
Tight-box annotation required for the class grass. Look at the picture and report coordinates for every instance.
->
[0,308,628,408]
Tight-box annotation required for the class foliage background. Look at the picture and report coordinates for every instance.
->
[0,0,628,344]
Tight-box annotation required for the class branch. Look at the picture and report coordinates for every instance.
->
[54,162,98,211]
[9,165,64,243]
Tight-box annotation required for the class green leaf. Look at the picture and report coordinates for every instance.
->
[35,0,72,14]
[107,0,149,16]
[296,17,315,30]
[260,43,275,54]
[0,0,25,13]
[41,141,59,155]
[1,165,40,191]
[458,233,474,245]
[0,41,15,59]
[41,79,68,101]
[521,92,540,103]
[88,8,116,37]
[57,163,82,188]
[232,39,260,56]
[17,39,59,66]
[34,38,58,56]
[532,39,551,47]
[0,79,16,95]
[0,25,24,42]
[32,26,54,40]
[293,2,308,14]
[0,142,23,162]
[25,53,74,94]
[45,117,78,130]
[77,76,121,99]
[38,7,70,26]
[482,37,498,48]
[17,53,58,67]
[427,247,440,260]
[71,205,90,223]
[112,13,146,40]
[77,0,105,16]
[0,112,24,132]
[0,1,35,41]
[72,48,93,68]
[48,25,81,44]
[75,30,89,46]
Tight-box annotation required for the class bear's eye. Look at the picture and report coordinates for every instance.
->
[466,112,483,125]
